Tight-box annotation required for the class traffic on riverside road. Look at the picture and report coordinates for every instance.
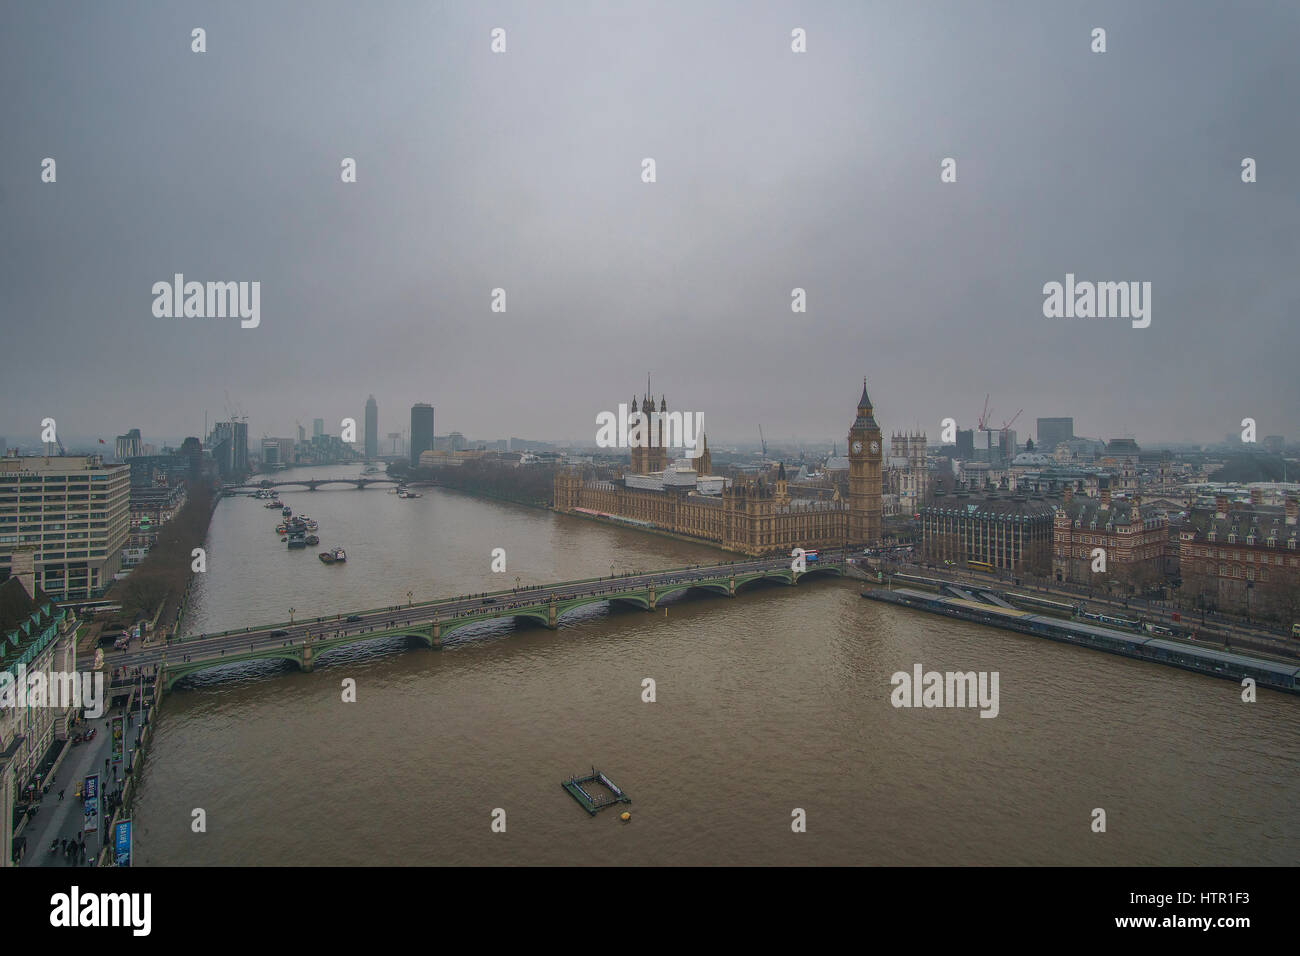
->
[875,555,1298,660]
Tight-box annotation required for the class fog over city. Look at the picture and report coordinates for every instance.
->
[2,0,1297,447]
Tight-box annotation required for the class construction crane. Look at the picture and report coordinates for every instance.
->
[1000,409,1023,455]
[758,425,767,457]
[977,394,992,431]
[223,389,249,424]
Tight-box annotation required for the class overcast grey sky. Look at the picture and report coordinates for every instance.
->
[2,1,1296,449]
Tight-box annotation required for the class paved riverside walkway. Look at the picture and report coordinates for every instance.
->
[18,708,139,867]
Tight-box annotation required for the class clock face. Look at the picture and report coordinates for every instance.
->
[852,441,863,454]
[870,441,879,454]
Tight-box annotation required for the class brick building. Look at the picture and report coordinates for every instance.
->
[1178,493,1300,623]
[1053,483,1169,591]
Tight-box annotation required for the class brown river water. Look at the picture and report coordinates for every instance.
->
[130,465,1300,865]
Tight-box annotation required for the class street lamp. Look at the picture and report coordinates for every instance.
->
[289,607,295,624]
[407,590,413,607]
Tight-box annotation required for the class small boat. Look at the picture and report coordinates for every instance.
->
[287,531,307,549]
[403,491,422,498]
[305,534,319,546]
[319,547,346,564]
[281,506,292,517]
[276,523,288,534]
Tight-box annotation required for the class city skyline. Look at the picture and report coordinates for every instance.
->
[0,380,1288,454]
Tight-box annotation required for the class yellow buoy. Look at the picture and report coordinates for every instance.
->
[620,811,631,822]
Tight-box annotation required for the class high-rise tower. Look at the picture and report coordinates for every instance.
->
[364,395,378,458]
[847,377,883,545]
[410,403,434,466]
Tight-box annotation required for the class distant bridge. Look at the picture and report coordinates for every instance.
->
[227,477,409,492]
[107,554,849,690]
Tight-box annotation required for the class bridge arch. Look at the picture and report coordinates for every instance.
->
[733,570,794,592]
[795,565,844,582]
[655,580,733,602]
[436,608,553,642]
[163,651,303,691]
[309,628,438,660]
[553,594,631,622]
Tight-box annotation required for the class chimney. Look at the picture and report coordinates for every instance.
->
[1100,483,1111,509]
[1250,486,1263,506]
[11,546,37,598]
[1215,494,1228,519]
[1287,494,1298,526]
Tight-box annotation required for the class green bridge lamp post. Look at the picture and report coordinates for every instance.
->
[289,607,295,624]
[407,591,413,608]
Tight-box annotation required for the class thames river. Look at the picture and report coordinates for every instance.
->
[131,465,1300,865]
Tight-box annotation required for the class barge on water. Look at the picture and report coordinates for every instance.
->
[562,769,631,816]
[863,587,1300,695]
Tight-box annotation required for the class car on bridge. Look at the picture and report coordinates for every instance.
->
[481,598,497,605]
[346,615,363,623]
[270,629,289,638]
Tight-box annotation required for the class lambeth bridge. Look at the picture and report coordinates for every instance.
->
[109,554,849,690]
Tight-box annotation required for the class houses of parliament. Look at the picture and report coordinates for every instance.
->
[554,379,884,555]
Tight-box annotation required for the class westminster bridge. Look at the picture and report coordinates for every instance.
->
[106,554,848,691]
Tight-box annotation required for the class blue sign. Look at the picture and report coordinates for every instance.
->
[114,819,132,867]
[83,774,99,834]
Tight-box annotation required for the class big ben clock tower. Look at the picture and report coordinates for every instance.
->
[848,377,883,545]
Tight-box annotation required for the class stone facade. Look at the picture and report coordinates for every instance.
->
[920,490,1055,574]
[554,380,884,555]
